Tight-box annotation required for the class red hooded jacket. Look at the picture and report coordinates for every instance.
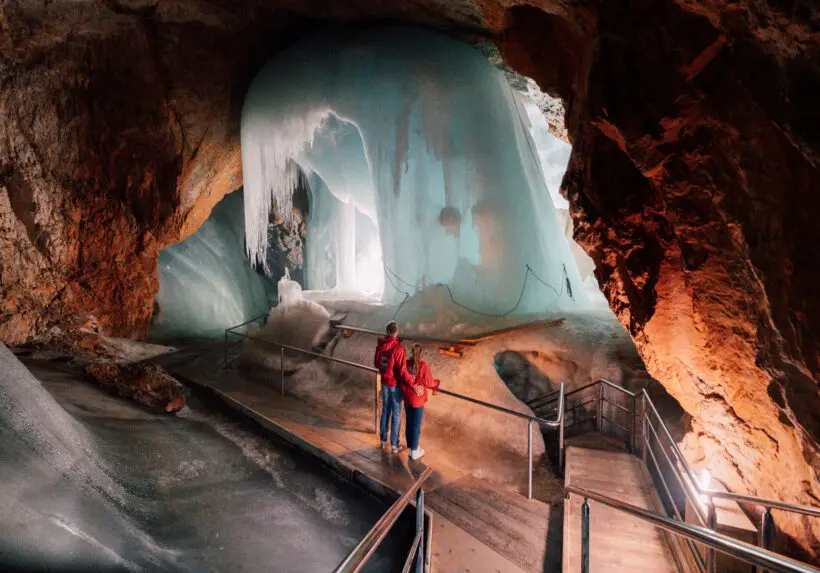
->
[374,336,414,388]
[401,359,441,408]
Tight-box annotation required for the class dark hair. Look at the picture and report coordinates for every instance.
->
[386,321,398,336]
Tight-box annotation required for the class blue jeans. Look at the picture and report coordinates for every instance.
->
[404,404,424,451]
[380,385,403,447]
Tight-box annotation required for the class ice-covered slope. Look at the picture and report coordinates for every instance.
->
[150,190,270,341]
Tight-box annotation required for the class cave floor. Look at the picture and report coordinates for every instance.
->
[168,347,564,573]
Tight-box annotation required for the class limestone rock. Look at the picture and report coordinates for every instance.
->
[84,361,185,413]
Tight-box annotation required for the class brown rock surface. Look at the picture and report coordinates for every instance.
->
[1,0,819,558]
[511,0,820,557]
[84,361,185,412]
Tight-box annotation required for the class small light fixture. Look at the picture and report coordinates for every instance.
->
[697,469,711,509]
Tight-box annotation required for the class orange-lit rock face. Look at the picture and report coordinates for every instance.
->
[539,0,820,557]
[1,0,819,558]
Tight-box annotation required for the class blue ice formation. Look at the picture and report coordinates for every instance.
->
[150,190,270,341]
[241,27,589,315]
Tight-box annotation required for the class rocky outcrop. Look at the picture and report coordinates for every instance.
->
[264,175,309,287]
[499,0,820,557]
[1,0,819,558]
[85,361,185,412]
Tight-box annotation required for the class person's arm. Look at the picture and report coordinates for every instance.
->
[394,346,416,387]
[420,362,441,391]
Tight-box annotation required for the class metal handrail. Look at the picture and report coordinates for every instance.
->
[536,377,820,570]
[226,324,566,499]
[225,313,269,332]
[431,382,565,499]
[639,387,820,518]
[566,486,820,573]
[437,386,562,427]
[334,467,433,573]
[226,329,382,432]
[706,491,820,518]
[237,332,379,373]
[552,378,820,520]
[529,377,636,410]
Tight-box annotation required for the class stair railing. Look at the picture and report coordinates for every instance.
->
[531,379,820,572]
[437,380,564,499]
[335,466,433,573]
[566,486,820,573]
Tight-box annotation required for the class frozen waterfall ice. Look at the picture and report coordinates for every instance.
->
[241,27,591,315]
[150,190,271,341]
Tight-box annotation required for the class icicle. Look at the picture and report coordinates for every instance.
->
[240,27,590,314]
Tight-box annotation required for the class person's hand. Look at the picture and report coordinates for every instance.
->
[432,388,438,396]
[414,385,424,397]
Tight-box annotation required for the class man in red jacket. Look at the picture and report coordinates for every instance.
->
[374,321,415,452]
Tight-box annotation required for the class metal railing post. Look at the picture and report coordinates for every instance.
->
[596,383,604,432]
[415,489,425,573]
[707,497,718,573]
[559,402,566,476]
[759,508,775,573]
[567,486,820,573]
[527,419,534,501]
[581,497,590,573]
[641,394,648,465]
[630,394,637,454]
[280,347,285,396]
[224,330,228,369]
[375,374,381,435]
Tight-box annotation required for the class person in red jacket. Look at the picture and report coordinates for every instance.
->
[401,343,441,460]
[374,321,415,452]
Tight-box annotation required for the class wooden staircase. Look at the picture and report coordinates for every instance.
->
[426,475,562,573]
[562,438,682,572]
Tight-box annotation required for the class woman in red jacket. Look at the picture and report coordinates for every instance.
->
[401,343,440,460]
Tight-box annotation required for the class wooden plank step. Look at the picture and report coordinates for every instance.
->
[452,475,554,521]
[563,446,680,573]
[427,475,561,573]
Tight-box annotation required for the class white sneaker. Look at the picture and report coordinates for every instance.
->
[380,441,387,449]
[410,448,425,460]
[391,445,406,454]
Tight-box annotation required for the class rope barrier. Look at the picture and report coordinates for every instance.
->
[382,261,572,321]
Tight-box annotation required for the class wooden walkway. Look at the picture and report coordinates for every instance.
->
[563,445,680,573]
[170,354,563,573]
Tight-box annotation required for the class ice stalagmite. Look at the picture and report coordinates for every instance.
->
[241,27,588,315]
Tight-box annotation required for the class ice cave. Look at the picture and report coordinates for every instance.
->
[4,1,820,571]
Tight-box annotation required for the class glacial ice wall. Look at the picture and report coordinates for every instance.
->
[150,190,270,341]
[241,27,589,315]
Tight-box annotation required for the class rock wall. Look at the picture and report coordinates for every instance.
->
[2,0,819,557]
[0,0,289,343]
[495,0,820,556]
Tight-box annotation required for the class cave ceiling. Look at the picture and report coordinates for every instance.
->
[1,0,819,557]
